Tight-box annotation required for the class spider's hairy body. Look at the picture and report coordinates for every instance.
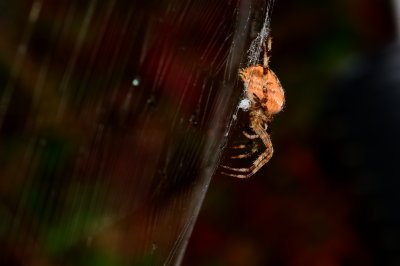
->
[240,66,284,115]
[222,36,285,178]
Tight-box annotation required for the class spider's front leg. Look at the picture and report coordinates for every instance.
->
[263,36,272,75]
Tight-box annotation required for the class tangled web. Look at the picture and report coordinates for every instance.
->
[246,0,275,68]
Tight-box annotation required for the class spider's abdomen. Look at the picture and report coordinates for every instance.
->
[240,65,285,115]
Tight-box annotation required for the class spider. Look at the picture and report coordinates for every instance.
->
[222,35,285,178]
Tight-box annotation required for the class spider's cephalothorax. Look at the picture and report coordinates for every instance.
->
[222,36,285,178]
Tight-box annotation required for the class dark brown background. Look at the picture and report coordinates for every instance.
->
[0,0,397,265]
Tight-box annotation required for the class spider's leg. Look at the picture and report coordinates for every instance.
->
[222,142,273,178]
[263,36,272,73]
[221,121,274,177]
[221,171,251,178]
[231,144,247,149]
[242,130,258,139]
[230,153,253,159]
[221,142,270,170]
[230,144,258,159]
[220,154,264,173]
[252,123,274,162]
[241,148,273,178]
[221,150,270,178]
[221,165,251,172]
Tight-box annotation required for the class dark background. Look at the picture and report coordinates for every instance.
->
[186,0,399,265]
[0,0,398,265]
